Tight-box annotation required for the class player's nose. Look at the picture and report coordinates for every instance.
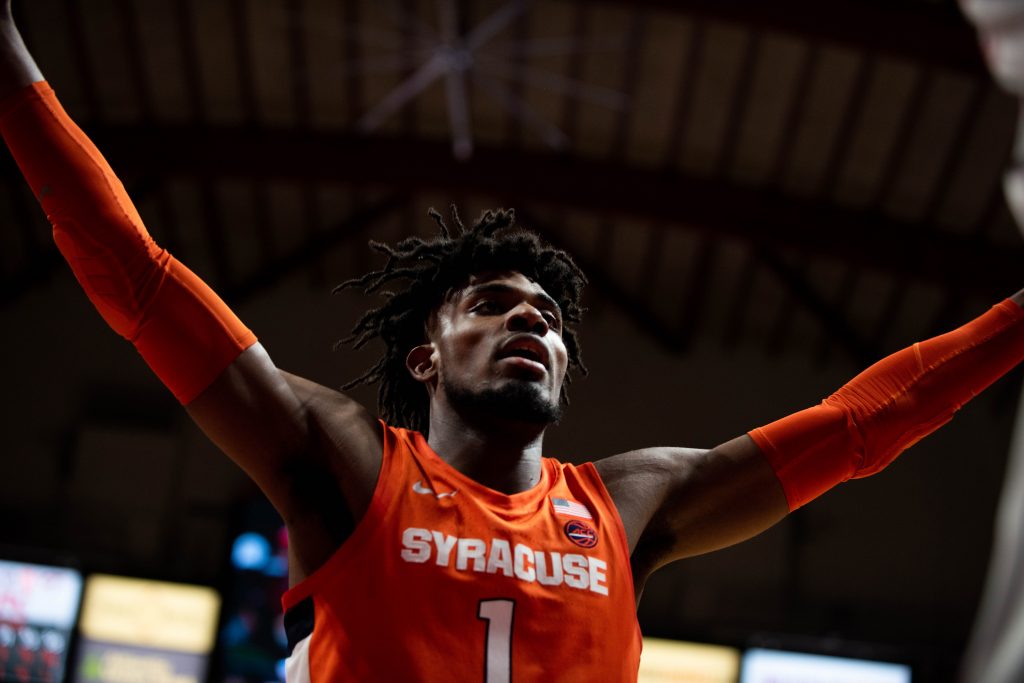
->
[506,302,548,336]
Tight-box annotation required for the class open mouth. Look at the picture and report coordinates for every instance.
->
[502,347,543,363]
[497,336,550,372]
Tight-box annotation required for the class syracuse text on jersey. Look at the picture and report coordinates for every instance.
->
[399,528,610,596]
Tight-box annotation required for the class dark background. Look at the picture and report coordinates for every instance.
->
[1,0,1022,680]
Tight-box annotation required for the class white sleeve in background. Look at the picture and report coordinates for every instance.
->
[960,383,1024,683]
[959,0,1024,94]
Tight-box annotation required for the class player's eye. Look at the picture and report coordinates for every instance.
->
[472,300,501,314]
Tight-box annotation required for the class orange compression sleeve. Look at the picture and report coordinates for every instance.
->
[0,82,256,404]
[749,299,1024,511]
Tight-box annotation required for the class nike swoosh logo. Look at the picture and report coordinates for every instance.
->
[412,480,458,498]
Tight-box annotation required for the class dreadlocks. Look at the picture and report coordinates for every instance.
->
[335,206,588,435]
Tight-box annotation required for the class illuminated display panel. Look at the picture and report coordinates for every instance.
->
[72,575,220,683]
[0,559,83,683]
[638,638,740,683]
[741,648,911,683]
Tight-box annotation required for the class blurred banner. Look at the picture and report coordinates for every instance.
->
[0,559,83,683]
[740,648,911,683]
[637,637,740,683]
[72,575,220,683]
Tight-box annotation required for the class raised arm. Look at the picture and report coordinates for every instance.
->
[600,290,1024,585]
[603,1,1024,582]
[0,4,381,560]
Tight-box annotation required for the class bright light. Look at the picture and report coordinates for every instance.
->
[638,638,740,682]
[231,532,271,571]
[741,648,911,683]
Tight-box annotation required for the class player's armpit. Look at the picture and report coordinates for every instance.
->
[187,359,384,582]
[750,297,1024,511]
[273,371,383,521]
[595,440,788,574]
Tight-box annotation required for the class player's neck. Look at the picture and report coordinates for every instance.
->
[426,409,546,496]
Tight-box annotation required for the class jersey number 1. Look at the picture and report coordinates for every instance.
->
[478,599,515,683]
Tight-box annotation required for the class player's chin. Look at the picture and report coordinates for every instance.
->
[492,379,562,424]
[496,372,555,396]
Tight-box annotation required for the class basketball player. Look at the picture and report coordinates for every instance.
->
[1,3,1022,680]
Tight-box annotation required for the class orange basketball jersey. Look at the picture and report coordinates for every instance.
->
[281,423,642,682]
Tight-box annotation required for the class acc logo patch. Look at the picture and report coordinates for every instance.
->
[563,520,598,548]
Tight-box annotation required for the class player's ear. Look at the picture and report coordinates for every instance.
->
[406,343,437,383]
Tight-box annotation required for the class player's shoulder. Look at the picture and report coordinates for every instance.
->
[588,447,709,557]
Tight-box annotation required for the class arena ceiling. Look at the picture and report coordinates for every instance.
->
[1,0,1021,373]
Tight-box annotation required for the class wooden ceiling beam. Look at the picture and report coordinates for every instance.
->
[286,0,313,129]
[763,53,875,358]
[714,29,760,177]
[174,0,208,123]
[224,194,406,302]
[756,245,878,366]
[62,0,101,120]
[114,0,156,122]
[343,0,365,124]
[560,2,590,146]
[813,68,933,362]
[597,0,986,74]
[229,0,260,126]
[868,81,991,347]
[661,20,703,168]
[44,124,1021,297]
[503,6,529,145]
[608,8,647,159]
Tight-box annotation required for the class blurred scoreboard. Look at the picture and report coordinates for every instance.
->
[72,575,220,683]
[0,559,83,683]
[638,638,740,683]
[741,648,911,683]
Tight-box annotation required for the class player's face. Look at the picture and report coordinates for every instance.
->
[427,271,569,424]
